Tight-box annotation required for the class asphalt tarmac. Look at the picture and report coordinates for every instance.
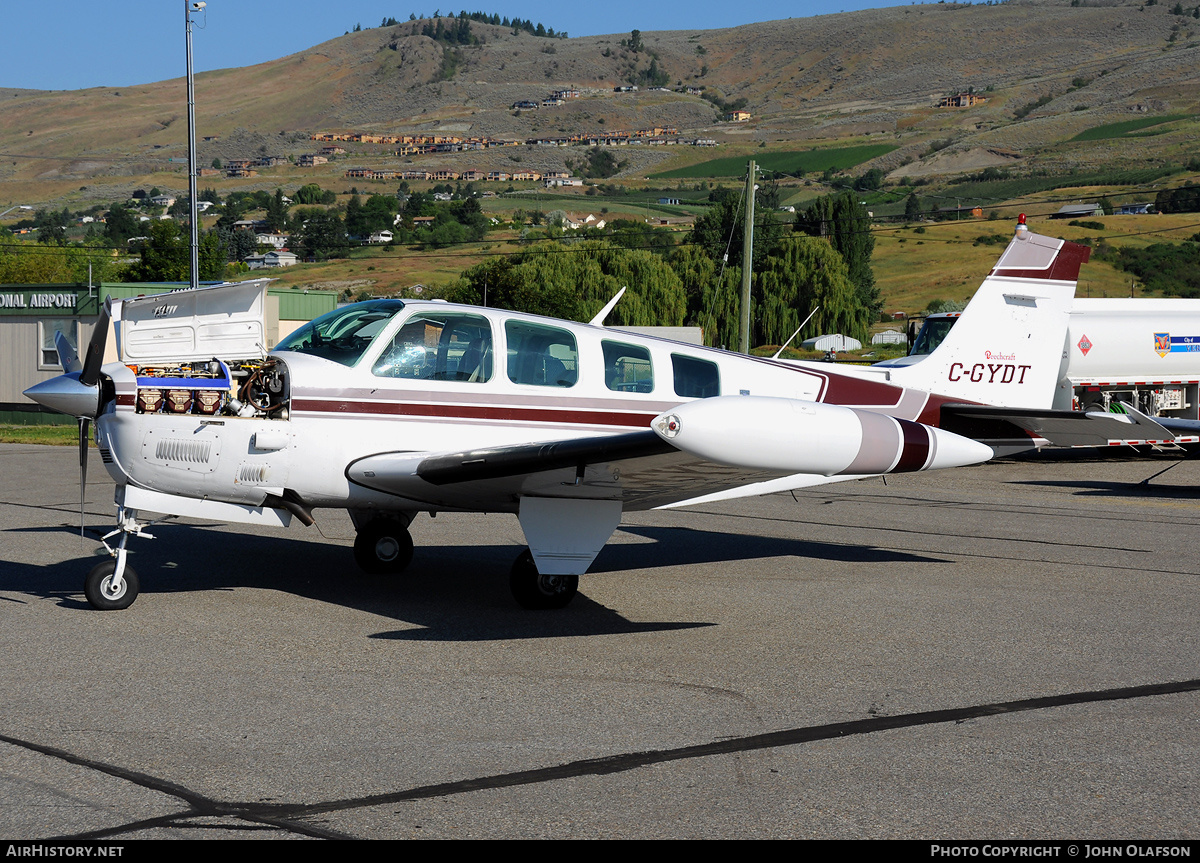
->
[1,443,1197,840]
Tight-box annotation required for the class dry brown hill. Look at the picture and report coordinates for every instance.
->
[2,0,1198,207]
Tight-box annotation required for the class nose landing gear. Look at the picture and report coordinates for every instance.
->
[86,508,155,610]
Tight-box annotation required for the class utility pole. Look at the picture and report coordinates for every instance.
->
[738,160,756,354]
[185,2,206,290]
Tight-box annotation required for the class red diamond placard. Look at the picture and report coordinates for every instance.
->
[1078,334,1093,356]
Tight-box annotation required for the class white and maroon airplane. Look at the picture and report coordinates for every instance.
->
[26,217,1146,611]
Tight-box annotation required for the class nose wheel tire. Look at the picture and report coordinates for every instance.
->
[353,520,414,574]
[509,549,578,609]
[85,560,139,610]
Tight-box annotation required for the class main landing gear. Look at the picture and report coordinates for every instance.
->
[352,517,414,574]
[347,514,580,609]
[509,548,578,610]
[85,508,155,610]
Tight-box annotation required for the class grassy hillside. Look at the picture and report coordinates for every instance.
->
[2,1,1198,212]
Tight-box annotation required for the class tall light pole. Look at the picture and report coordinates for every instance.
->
[0,205,33,219]
[738,160,756,355]
[185,2,206,289]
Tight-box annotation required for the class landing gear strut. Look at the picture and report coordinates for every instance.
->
[87,507,154,610]
[353,518,414,574]
[509,548,578,610]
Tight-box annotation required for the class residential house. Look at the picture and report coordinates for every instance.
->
[937,93,987,108]
[256,233,289,250]
[246,251,297,269]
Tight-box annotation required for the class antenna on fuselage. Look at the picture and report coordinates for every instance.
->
[588,286,627,326]
[771,306,820,359]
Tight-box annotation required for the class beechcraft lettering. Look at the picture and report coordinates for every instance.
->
[26,218,1114,612]
[947,362,1031,385]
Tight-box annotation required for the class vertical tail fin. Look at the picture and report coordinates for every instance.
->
[887,219,1089,409]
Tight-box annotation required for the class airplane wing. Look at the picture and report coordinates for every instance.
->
[346,429,791,512]
[347,396,995,512]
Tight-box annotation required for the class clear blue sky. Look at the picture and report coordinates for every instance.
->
[1,1,909,91]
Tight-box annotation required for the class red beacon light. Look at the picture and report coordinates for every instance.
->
[1015,212,1030,240]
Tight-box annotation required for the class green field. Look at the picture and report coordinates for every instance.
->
[652,145,897,179]
[937,167,1178,206]
[1070,115,1189,142]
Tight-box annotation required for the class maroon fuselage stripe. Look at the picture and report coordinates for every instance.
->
[292,398,656,427]
[894,420,931,472]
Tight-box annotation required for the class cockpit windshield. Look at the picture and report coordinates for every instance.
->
[274,300,405,367]
[910,316,957,357]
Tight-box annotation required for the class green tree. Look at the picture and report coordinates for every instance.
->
[904,193,922,220]
[293,209,348,261]
[687,185,786,275]
[756,237,870,345]
[265,189,289,232]
[796,192,881,318]
[128,221,226,282]
[448,242,687,326]
[132,220,188,281]
[668,243,741,347]
[0,239,123,284]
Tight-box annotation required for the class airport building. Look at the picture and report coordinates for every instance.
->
[0,282,338,424]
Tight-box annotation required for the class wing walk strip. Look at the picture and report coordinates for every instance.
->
[9,678,1198,837]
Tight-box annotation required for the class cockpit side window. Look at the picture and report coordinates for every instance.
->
[372,312,493,382]
[671,353,720,398]
[505,320,578,387]
[602,340,653,393]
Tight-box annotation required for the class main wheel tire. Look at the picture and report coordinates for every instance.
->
[509,549,578,610]
[84,560,139,611]
[353,520,414,574]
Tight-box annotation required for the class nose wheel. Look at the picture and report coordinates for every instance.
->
[509,549,578,609]
[85,560,140,610]
[353,519,414,574]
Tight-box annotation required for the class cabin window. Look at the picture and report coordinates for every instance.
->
[671,353,720,398]
[372,312,493,382]
[505,320,577,388]
[602,340,653,393]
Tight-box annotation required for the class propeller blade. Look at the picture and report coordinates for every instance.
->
[79,298,111,388]
[78,417,90,541]
[55,330,81,374]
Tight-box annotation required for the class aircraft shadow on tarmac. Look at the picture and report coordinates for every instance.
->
[1015,479,1200,500]
[1,520,945,642]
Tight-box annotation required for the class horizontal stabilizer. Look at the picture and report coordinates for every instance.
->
[942,402,1173,447]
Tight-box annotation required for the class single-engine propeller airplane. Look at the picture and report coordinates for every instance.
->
[25,217,1152,611]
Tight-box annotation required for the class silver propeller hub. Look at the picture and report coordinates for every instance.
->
[23,372,102,419]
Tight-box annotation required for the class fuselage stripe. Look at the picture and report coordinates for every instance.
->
[292,398,657,427]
